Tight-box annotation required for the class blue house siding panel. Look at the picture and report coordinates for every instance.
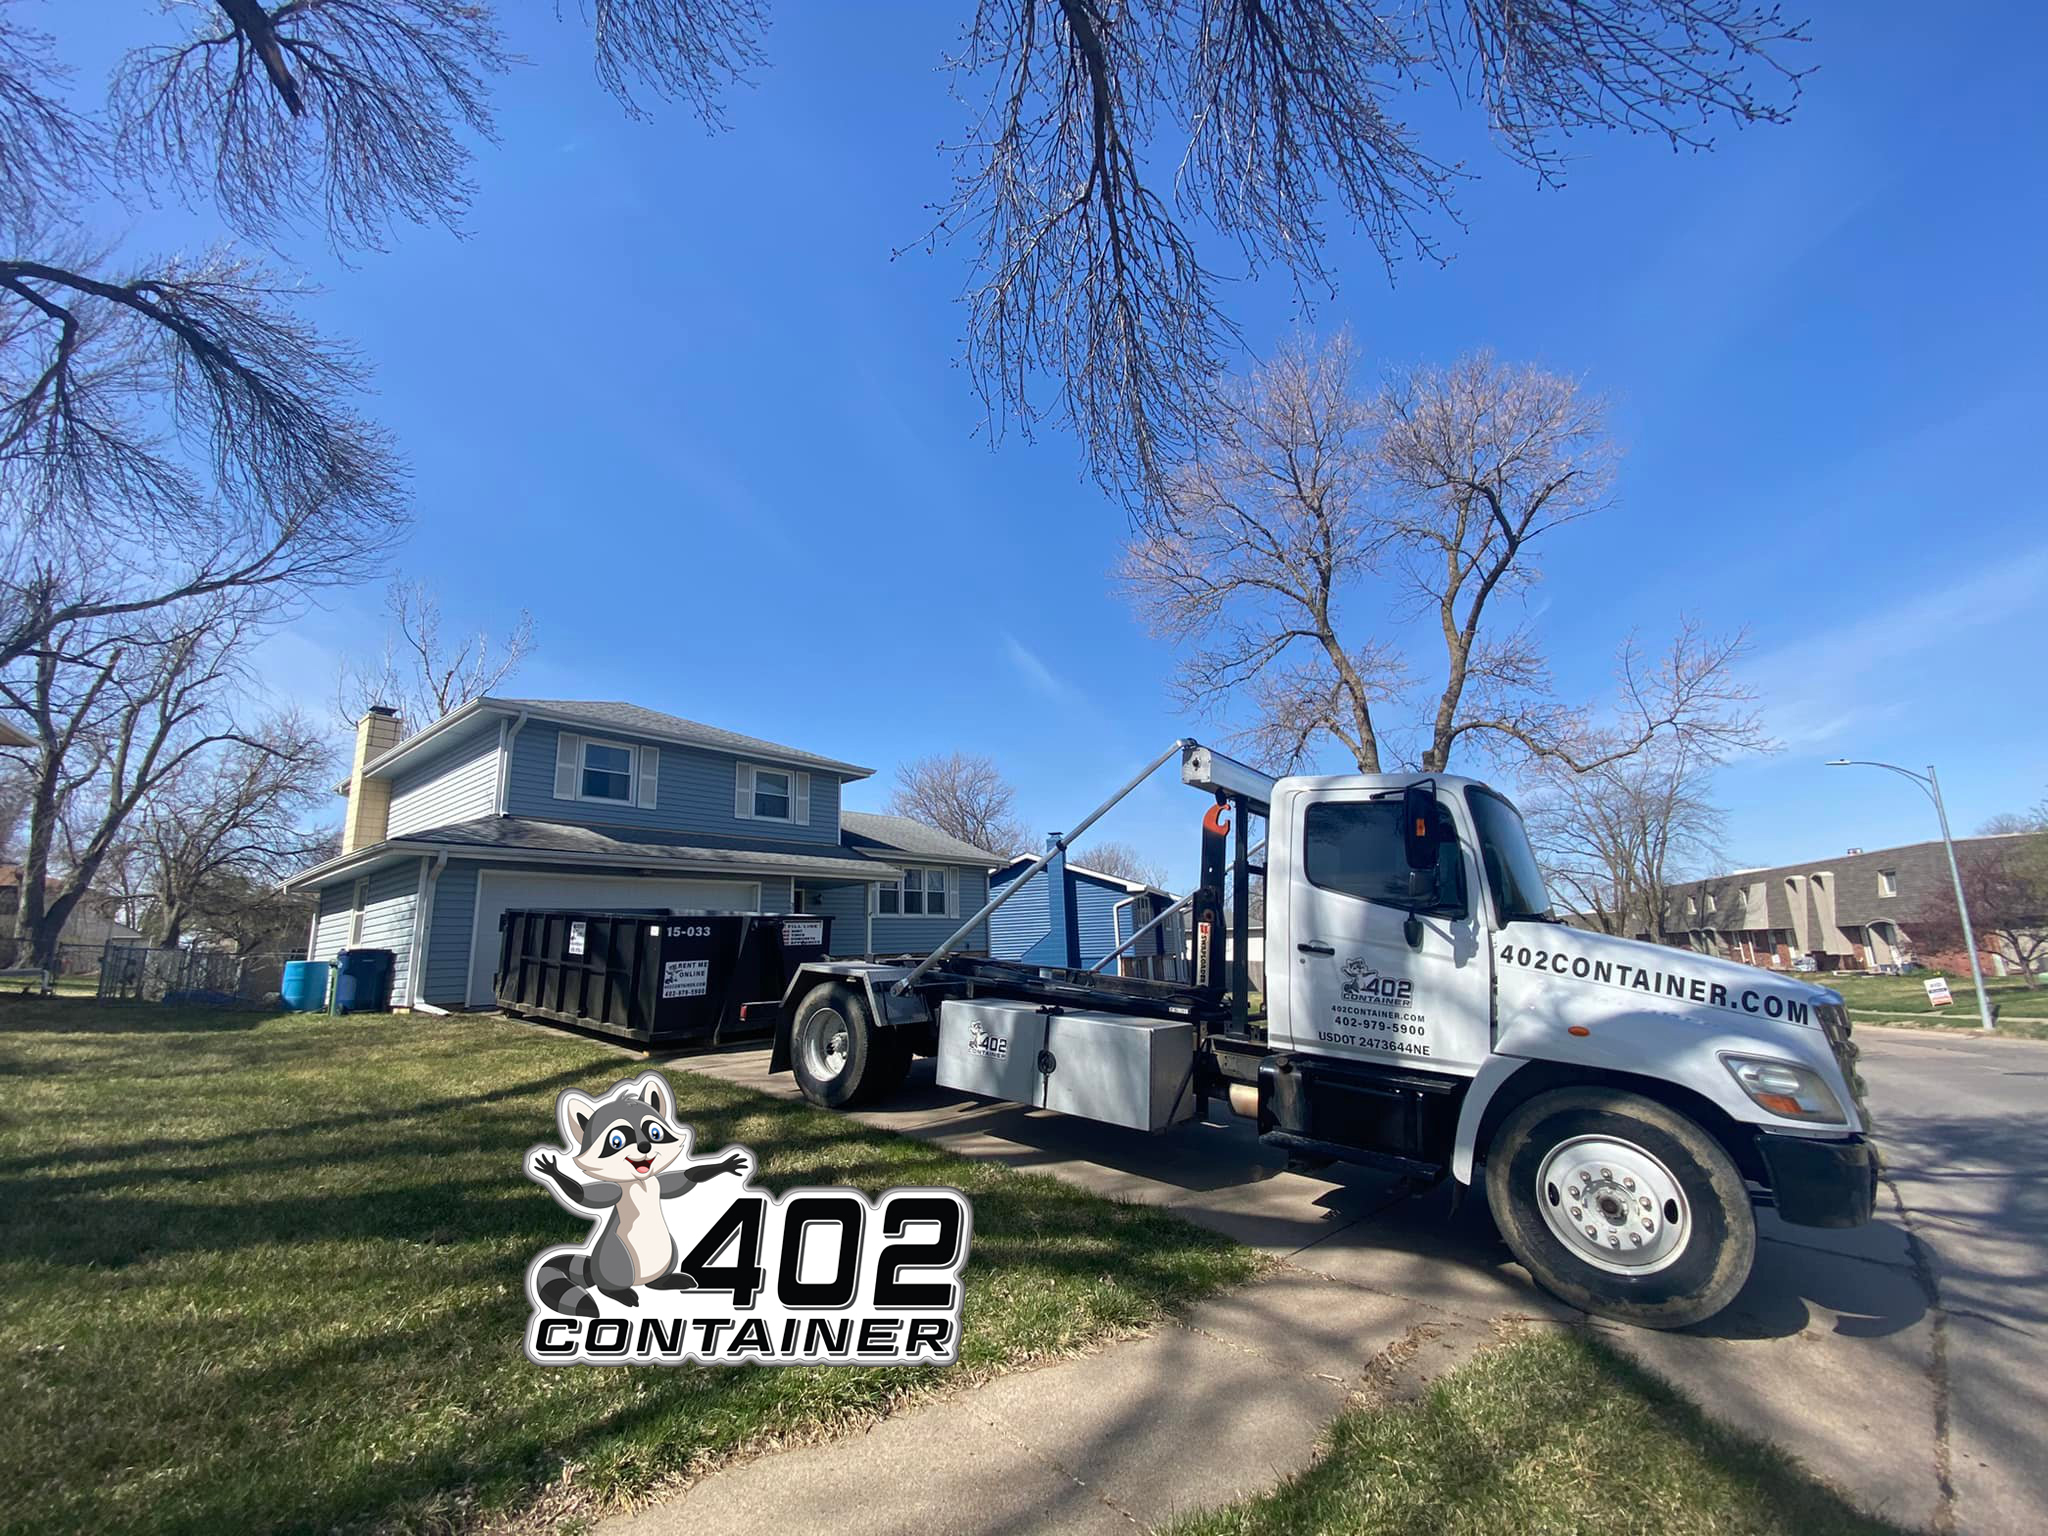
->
[988,864,1056,962]
[312,883,354,958]
[388,724,500,836]
[800,881,872,956]
[312,861,421,1000]
[421,861,480,1004]
[1071,874,1126,969]
[504,721,843,845]
[757,876,793,914]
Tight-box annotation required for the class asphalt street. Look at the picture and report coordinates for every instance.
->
[657,1025,2046,1533]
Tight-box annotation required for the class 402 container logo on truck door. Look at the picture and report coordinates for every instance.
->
[523,1071,971,1367]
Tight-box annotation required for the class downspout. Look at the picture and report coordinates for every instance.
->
[409,851,448,1007]
[866,883,875,960]
[494,709,529,816]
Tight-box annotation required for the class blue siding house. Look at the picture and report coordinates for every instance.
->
[986,840,1183,975]
[285,700,1002,1008]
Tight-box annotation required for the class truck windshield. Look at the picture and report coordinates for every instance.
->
[1464,787,1553,922]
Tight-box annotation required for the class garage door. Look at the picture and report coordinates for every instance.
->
[468,871,761,1006]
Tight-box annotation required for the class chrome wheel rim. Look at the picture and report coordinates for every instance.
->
[1535,1134,1691,1276]
[801,1007,852,1082]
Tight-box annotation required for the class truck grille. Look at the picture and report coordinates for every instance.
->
[1816,1002,1867,1122]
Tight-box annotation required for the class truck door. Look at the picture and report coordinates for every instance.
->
[1274,786,1491,1076]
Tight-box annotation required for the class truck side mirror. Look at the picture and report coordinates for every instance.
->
[1401,783,1439,871]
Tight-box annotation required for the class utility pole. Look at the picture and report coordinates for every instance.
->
[1828,759,1995,1032]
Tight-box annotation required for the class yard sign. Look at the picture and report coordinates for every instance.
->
[1924,976,1954,1007]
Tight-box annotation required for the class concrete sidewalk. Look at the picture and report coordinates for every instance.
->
[590,1041,1958,1534]
[601,1268,1500,1536]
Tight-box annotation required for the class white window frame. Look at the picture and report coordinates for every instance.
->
[1878,869,1898,898]
[349,878,369,945]
[734,762,810,825]
[874,865,951,919]
[574,735,639,805]
[750,765,796,822]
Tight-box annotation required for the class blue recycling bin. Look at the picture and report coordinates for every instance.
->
[281,960,331,1012]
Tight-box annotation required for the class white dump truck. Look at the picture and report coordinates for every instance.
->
[769,741,1875,1328]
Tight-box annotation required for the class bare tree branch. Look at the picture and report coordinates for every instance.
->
[888,751,1032,857]
[1123,332,1769,776]
[113,1,510,251]
[334,579,535,729]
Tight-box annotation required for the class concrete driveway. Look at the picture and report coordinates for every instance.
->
[672,1027,2046,1533]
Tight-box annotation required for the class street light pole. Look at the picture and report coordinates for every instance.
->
[1827,758,1996,1032]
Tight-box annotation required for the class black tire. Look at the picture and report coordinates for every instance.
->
[789,982,886,1108]
[1485,1088,1755,1330]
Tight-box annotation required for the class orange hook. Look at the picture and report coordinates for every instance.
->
[1203,801,1232,839]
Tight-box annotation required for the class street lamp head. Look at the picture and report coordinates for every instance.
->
[1826,759,1851,767]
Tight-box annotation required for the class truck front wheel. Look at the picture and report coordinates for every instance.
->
[1485,1088,1754,1330]
[790,982,892,1108]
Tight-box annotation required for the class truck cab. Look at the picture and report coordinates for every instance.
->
[773,744,1875,1329]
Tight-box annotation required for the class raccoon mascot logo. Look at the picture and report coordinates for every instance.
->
[524,1071,750,1318]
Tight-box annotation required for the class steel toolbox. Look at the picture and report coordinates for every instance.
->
[935,1000,1196,1131]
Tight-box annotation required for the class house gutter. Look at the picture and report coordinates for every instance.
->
[285,838,899,893]
[407,851,448,1007]
[495,708,529,815]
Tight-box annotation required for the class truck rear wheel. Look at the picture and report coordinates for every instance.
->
[790,982,892,1108]
[1485,1088,1754,1330]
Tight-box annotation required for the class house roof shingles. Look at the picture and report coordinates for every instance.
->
[285,816,898,889]
[838,811,1004,866]
[493,700,873,778]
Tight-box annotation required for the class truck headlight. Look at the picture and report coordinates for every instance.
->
[1720,1054,1846,1124]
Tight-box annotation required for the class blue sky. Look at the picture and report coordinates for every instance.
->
[56,2,2046,889]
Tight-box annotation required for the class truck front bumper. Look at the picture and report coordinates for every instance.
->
[1756,1130,1880,1228]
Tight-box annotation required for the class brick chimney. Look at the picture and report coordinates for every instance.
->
[342,706,405,853]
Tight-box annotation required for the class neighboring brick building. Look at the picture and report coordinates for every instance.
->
[1657,834,2036,975]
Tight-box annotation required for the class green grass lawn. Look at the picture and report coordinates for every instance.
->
[1821,970,2048,1037]
[0,1000,1255,1536]
[1169,1328,1906,1536]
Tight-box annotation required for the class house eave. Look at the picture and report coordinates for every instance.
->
[360,698,875,783]
[284,837,901,894]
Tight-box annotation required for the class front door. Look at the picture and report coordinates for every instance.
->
[1279,787,1491,1077]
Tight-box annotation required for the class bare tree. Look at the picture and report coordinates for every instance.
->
[941,0,1806,491]
[1909,836,2048,990]
[135,710,334,947]
[336,580,534,729]
[1122,334,1769,776]
[888,752,1031,857]
[0,596,269,968]
[1524,747,1724,938]
[7,2,1808,533]
[1980,804,2048,836]
[1074,839,1169,889]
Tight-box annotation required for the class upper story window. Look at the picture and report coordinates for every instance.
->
[1703,892,1716,913]
[876,866,949,918]
[754,767,792,820]
[552,731,659,809]
[581,740,634,802]
[734,763,811,825]
[1878,869,1898,898]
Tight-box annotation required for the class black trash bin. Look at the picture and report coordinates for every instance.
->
[494,909,832,1047]
[332,947,396,1013]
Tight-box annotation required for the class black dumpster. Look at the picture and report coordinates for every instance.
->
[493,909,833,1046]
